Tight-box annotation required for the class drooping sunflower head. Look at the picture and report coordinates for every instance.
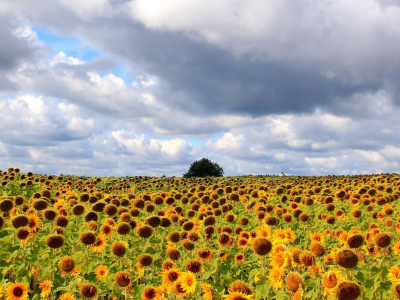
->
[286,272,302,292]
[46,234,64,249]
[17,228,30,243]
[229,281,253,295]
[322,271,339,289]
[335,281,360,300]
[114,272,131,287]
[139,254,153,266]
[162,268,180,286]
[252,238,272,256]
[393,283,400,299]
[80,285,97,299]
[142,287,157,300]
[173,282,188,299]
[137,225,153,239]
[185,260,202,273]
[335,249,358,269]
[299,250,315,267]
[79,232,96,245]
[58,257,75,272]
[197,248,213,262]
[111,241,127,257]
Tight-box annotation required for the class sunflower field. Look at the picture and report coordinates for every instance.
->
[0,168,400,300]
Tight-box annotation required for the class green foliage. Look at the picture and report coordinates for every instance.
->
[183,158,224,178]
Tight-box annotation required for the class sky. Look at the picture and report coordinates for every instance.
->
[0,0,400,177]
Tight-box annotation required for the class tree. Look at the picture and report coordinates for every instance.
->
[183,158,224,178]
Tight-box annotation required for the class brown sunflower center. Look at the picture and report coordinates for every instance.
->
[13,287,24,297]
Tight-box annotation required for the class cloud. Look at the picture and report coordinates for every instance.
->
[0,1,400,176]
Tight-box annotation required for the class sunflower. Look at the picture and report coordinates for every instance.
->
[161,260,175,271]
[272,229,289,245]
[200,283,213,300]
[394,241,400,254]
[173,282,188,299]
[308,264,323,278]
[161,268,180,287]
[256,226,271,238]
[38,280,52,299]
[59,293,76,300]
[338,232,350,245]
[272,244,286,254]
[27,215,41,233]
[237,238,249,249]
[197,248,213,262]
[239,231,251,240]
[58,257,75,277]
[289,248,302,268]
[223,292,253,300]
[283,228,296,244]
[17,229,30,244]
[219,252,229,260]
[293,286,303,300]
[95,265,109,280]
[270,252,289,270]
[234,254,245,264]
[179,272,197,295]
[322,270,340,296]
[267,269,284,291]
[91,234,107,253]
[104,218,117,228]
[310,232,325,244]
[389,266,400,283]
[6,282,29,300]
[100,223,113,237]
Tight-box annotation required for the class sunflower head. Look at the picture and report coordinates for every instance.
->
[111,241,127,257]
[80,285,97,299]
[252,238,272,255]
[46,234,64,249]
[185,260,202,273]
[393,283,400,299]
[137,225,153,238]
[7,282,29,300]
[310,242,325,257]
[95,265,109,280]
[59,257,75,272]
[139,254,153,266]
[167,249,180,261]
[335,281,360,300]
[286,272,302,292]
[335,249,358,269]
[375,233,391,248]
[229,281,253,295]
[142,287,157,300]
[114,272,131,287]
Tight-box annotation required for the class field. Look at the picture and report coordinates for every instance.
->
[0,168,399,300]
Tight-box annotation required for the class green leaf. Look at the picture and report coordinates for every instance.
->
[275,289,287,300]
[379,281,391,291]
[355,271,365,283]
[364,279,374,289]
